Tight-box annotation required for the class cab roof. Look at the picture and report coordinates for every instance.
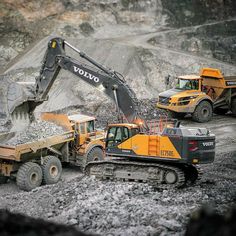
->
[68,114,95,123]
[178,75,201,80]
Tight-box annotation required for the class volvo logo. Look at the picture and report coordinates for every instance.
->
[73,66,100,83]
[202,142,214,147]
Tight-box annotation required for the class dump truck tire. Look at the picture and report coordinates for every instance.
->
[87,147,104,163]
[16,162,42,191]
[231,98,236,115]
[42,156,62,185]
[192,101,212,122]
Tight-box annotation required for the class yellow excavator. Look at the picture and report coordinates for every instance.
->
[1,38,216,187]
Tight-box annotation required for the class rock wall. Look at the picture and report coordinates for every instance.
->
[1,0,235,70]
[0,0,235,118]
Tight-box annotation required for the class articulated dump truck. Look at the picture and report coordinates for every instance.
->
[157,68,236,122]
[0,113,105,191]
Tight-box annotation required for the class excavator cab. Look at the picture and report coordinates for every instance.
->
[105,123,140,155]
[106,126,128,147]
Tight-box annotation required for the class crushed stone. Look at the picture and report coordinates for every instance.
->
[0,151,235,236]
[2,120,66,146]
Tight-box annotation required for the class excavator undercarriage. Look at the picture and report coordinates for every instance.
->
[85,160,200,188]
[84,121,212,188]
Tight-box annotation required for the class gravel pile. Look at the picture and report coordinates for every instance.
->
[68,98,167,130]
[2,120,66,146]
[0,151,235,236]
[0,120,10,133]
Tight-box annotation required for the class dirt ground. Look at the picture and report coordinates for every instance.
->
[0,114,235,236]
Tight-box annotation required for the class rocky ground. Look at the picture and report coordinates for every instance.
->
[0,114,235,236]
[0,0,236,235]
[0,150,235,236]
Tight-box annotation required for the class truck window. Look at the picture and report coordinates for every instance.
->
[74,123,79,132]
[176,79,199,90]
[87,120,95,133]
[80,123,86,134]
[192,80,199,90]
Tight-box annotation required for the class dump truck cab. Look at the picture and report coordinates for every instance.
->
[157,68,236,122]
[158,75,212,116]
[42,113,105,166]
[68,114,100,146]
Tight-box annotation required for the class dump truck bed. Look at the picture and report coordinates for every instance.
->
[0,131,74,162]
[224,76,236,87]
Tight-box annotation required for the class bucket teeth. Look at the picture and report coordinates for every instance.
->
[10,103,31,132]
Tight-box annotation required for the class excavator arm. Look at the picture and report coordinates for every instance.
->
[34,37,146,128]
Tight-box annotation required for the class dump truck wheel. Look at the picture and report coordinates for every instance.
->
[42,156,62,185]
[231,98,236,115]
[87,147,104,163]
[214,108,228,115]
[16,162,42,191]
[192,101,212,122]
[0,176,8,184]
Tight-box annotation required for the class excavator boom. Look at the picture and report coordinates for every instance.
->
[34,38,145,127]
[3,37,148,131]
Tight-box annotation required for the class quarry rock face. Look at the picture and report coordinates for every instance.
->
[0,0,236,131]
[1,0,235,71]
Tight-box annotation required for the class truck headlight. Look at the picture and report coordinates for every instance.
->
[178,96,197,105]
[178,96,197,101]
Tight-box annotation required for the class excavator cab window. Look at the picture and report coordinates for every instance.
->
[123,127,129,140]
[131,128,139,137]
[106,126,130,147]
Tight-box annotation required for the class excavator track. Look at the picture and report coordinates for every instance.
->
[85,160,186,188]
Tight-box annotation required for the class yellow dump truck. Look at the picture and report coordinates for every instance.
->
[157,68,236,122]
[0,113,105,191]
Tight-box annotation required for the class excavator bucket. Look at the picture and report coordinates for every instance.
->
[0,76,38,132]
